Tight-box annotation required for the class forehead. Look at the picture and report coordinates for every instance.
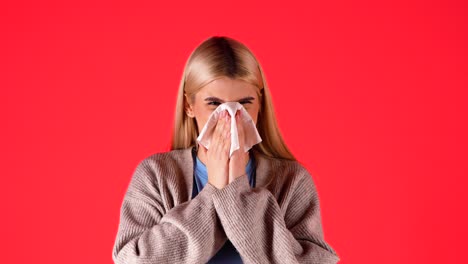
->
[197,77,258,98]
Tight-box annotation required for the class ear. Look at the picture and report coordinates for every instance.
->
[184,93,195,118]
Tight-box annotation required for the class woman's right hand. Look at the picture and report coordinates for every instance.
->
[204,110,231,190]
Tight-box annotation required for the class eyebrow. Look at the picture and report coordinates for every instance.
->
[204,96,255,102]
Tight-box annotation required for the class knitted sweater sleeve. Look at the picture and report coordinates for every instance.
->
[112,158,226,264]
[211,166,340,264]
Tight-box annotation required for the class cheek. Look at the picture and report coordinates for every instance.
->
[200,117,210,130]
[193,108,213,130]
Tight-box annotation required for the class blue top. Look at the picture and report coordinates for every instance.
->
[191,148,256,264]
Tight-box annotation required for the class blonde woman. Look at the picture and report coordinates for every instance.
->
[112,36,340,264]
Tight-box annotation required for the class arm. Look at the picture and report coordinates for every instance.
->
[211,169,340,264]
[112,159,227,264]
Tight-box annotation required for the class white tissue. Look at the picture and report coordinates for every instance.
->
[197,102,262,157]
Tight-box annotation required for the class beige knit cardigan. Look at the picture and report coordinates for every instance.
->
[112,146,340,263]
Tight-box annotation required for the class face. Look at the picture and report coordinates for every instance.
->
[185,77,261,133]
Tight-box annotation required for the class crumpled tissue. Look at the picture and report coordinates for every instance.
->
[197,102,262,157]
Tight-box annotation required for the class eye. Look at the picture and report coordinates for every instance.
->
[207,100,252,106]
[207,101,221,106]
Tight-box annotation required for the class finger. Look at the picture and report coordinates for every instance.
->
[212,111,230,157]
[214,111,226,137]
[222,114,231,156]
[212,111,226,146]
[236,111,245,145]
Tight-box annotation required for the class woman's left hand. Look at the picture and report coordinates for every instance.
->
[229,110,250,184]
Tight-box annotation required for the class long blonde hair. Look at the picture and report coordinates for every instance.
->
[170,36,295,161]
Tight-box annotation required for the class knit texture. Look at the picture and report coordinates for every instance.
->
[112,146,340,264]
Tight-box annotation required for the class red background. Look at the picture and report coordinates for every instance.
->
[2,0,467,263]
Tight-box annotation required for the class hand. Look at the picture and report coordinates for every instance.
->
[205,110,231,189]
[229,110,249,184]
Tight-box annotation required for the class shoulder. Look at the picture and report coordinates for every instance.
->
[132,147,194,181]
[266,155,314,182]
[125,147,193,199]
[254,151,317,193]
[137,148,190,172]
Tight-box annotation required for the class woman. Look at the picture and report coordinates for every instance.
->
[112,36,340,263]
